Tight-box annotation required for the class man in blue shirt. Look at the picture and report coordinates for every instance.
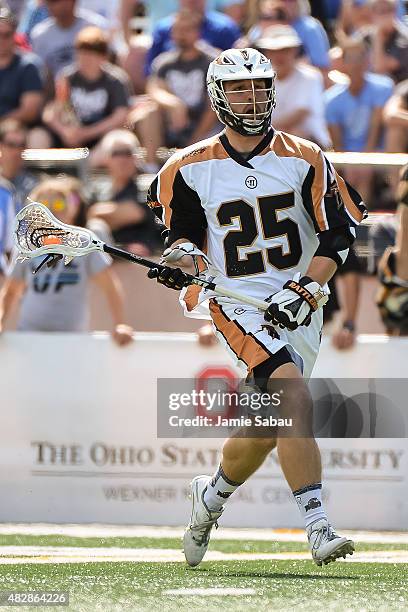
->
[275,0,330,71]
[121,0,244,33]
[244,0,330,83]
[145,0,241,75]
[325,37,394,203]
[0,7,44,125]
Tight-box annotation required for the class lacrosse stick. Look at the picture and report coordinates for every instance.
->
[14,202,270,312]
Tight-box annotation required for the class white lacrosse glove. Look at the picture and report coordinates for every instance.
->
[160,242,210,275]
[264,273,329,331]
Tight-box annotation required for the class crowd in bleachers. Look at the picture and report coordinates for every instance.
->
[0,0,406,342]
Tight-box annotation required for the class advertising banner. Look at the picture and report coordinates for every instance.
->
[0,332,406,529]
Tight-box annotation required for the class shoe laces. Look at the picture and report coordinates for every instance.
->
[309,521,337,549]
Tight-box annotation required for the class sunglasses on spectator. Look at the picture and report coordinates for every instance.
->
[111,149,134,157]
[2,139,26,148]
[42,198,68,212]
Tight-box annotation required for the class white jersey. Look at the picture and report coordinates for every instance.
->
[148,129,365,316]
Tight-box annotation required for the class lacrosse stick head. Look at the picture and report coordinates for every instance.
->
[14,201,103,265]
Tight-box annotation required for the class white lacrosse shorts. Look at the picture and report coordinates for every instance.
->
[209,298,323,380]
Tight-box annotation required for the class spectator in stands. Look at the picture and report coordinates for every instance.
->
[31,0,108,79]
[0,119,39,211]
[18,1,49,42]
[256,25,331,148]
[20,0,120,41]
[122,0,245,37]
[244,0,331,78]
[43,27,131,150]
[384,79,408,154]
[279,0,331,77]
[324,248,363,349]
[325,37,394,203]
[0,177,134,345]
[384,79,408,191]
[88,130,160,255]
[145,0,241,75]
[78,0,121,24]
[0,7,45,129]
[0,175,15,276]
[237,0,290,46]
[145,10,219,149]
[366,0,408,84]
[374,165,408,334]
[336,0,373,39]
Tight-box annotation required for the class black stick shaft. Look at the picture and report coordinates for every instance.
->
[102,243,216,290]
[103,243,166,271]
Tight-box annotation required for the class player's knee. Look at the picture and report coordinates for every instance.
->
[251,436,277,454]
[266,376,313,419]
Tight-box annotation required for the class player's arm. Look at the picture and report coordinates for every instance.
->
[188,102,218,145]
[265,151,366,330]
[305,256,337,286]
[91,266,134,346]
[146,160,207,290]
[0,277,26,332]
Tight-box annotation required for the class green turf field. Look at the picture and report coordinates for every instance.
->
[0,534,407,612]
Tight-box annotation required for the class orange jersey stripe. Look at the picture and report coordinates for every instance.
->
[157,136,229,228]
[335,171,365,224]
[272,132,327,230]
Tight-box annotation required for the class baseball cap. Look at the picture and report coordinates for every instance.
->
[255,24,301,50]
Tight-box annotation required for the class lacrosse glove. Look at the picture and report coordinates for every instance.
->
[265,273,329,331]
[147,266,189,290]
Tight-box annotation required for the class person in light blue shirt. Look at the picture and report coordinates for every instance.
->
[145,0,241,75]
[291,14,330,69]
[277,0,330,70]
[143,0,245,29]
[325,37,394,203]
[245,0,330,75]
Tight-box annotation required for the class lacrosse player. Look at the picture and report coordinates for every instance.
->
[147,48,366,567]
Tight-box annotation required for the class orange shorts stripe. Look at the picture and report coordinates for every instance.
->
[209,300,272,372]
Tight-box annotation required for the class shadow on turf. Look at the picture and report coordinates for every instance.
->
[193,568,359,581]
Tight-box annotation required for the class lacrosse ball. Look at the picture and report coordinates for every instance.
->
[43,235,63,245]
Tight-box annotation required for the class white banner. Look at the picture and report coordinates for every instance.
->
[0,332,407,529]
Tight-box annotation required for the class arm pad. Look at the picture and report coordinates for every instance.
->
[315,225,355,266]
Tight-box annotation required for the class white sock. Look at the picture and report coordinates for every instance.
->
[293,483,327,529]
[203,464,243,512]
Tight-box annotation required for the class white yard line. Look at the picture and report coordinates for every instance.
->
[0,546,407,564]
[163,588,257,596]
[0,524,407,544]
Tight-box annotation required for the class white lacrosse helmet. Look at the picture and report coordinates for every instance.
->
[207,48,276,136]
